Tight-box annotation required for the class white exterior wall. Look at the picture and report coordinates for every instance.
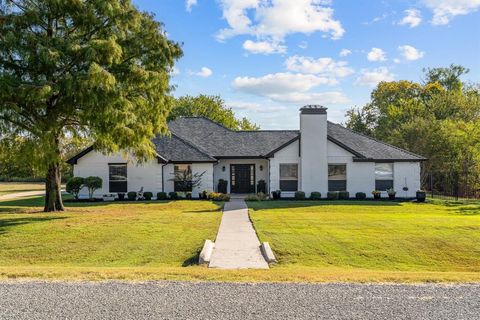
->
[73,151,162,199]
[192,163,214,197]
[269,140,300,198]
[300,112,328,195]
[393,162,421,198]
[213,159,269,193]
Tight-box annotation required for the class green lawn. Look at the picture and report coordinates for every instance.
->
[249,200,480,277]
[0,197,222,270]
[0,182,45,196]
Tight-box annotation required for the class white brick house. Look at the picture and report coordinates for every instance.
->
[68,106,425,199]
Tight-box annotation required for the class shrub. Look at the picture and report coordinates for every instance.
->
[218,179,228,194]
[199,190,208,200]
[84,176,102,200]
[157,192,167,200]
[66,177,84,200]
[338,191,350,200]
[310,192,321,200]
[169,192,179,200]
[327,192,338,200]
[207,192,230,201]
[294,191,306,200]
[257,180,267,193]
[186,192,192,200]
[143,192,153,200]
[355,192,367,200]
[271,190,281,200]
[127,191,137,201]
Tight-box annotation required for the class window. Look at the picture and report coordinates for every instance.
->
[375,163,394,191]
[328,164,347,191]
[174,164,192,192]
[279,164,298,191]
[109,164,127,193]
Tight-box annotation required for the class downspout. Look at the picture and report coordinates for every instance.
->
[268,158,271,196]
[161,163,168,192]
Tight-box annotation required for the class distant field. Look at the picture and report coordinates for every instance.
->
[0,182,45,196]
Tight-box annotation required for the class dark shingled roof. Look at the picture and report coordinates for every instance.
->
[168,117,299,158]
[67,116,425,164]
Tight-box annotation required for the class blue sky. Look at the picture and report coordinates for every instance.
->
[133,0,480,129]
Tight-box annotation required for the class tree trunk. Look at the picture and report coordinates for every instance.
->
[44,162,64,212]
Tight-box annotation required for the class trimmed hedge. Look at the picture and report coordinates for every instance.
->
[355,192,367,200]
[207,192,230,201]
[157,192,167,200]
[310,192,321,200]
[127,192,137,201]
[143,192,153,200]
[169,192,179,200]
[327,192,338,200]
[294,191,306,200]
[338,191,350,200]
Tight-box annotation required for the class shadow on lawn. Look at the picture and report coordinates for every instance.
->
[247,200,404,211]
[0,216,66,235]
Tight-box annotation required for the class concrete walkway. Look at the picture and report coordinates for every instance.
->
[209,199,269,269]
[0,190,46,201]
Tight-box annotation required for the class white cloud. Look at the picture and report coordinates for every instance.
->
[186,0,197,12]
[232,72,348,104]
[298,41,308,49]
[243,39,287,55]
[191,67,213,77]
[170,67,181,76]
[367,48,387,62]
[355,67,394,87]
[284,56,354,78]
[217,0,345,42]
[398,45,425,61]
[422,0,480,25]
[339,49,352,57]
[399,9,422,27]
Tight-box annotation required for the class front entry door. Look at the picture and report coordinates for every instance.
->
[230,164,255,193]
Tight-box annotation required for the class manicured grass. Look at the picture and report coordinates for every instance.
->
[249,200,480,279]
[0,197,222,269]
[0,182,45,196]
[1,197,479,283]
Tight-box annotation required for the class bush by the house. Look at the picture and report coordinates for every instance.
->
[294,191,306,200]
[143,192,153,200]
[327,191,338,200]
[127,191,137,201]
[355,192,367,200]
[84,176,102,200]
[257,180,267,194]
[207,192,230,202]
[186,192,192,200]
[117,193,125,201]
[169,192,179,200]
[66,177,84,200]
[199,190,208,200]
[218,179,228,194]
[271,190,281,200]
[157,192,167,200]
[310,192,321,200]
[338,191,350,200]
[245,192,268,201]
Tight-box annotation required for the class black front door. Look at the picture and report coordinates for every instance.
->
[230,164,255,193]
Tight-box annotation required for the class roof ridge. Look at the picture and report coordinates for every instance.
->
[171,133,217,161]
[327,121,426,159]
[173,116,234,132]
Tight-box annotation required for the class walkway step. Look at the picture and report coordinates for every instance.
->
[209,200,269,269]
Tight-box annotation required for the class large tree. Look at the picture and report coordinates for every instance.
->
[0,0,182,211]
[345,65,480,186]
[169,95,259,130]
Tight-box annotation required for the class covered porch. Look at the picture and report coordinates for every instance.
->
[213,159,269,194]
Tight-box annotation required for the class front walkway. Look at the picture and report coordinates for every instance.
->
[209,199,269,269]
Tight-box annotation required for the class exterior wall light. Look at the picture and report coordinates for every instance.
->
[222,166,226,172]
[259,165,263,171]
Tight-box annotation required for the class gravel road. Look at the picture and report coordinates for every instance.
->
[0,281,479,320]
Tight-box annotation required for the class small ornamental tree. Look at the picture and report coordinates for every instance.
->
[66,177,85,200]
[170,170,205,192]
[0,1,182,211]
[84,176,102,200]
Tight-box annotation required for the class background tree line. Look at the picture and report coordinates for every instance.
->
[345,65,480,191]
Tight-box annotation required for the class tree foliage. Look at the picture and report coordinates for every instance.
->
[169,95,259,130]
[345,65,480,187]
[0,0,182,211]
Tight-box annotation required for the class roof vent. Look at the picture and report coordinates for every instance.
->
[300,105,328,114]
